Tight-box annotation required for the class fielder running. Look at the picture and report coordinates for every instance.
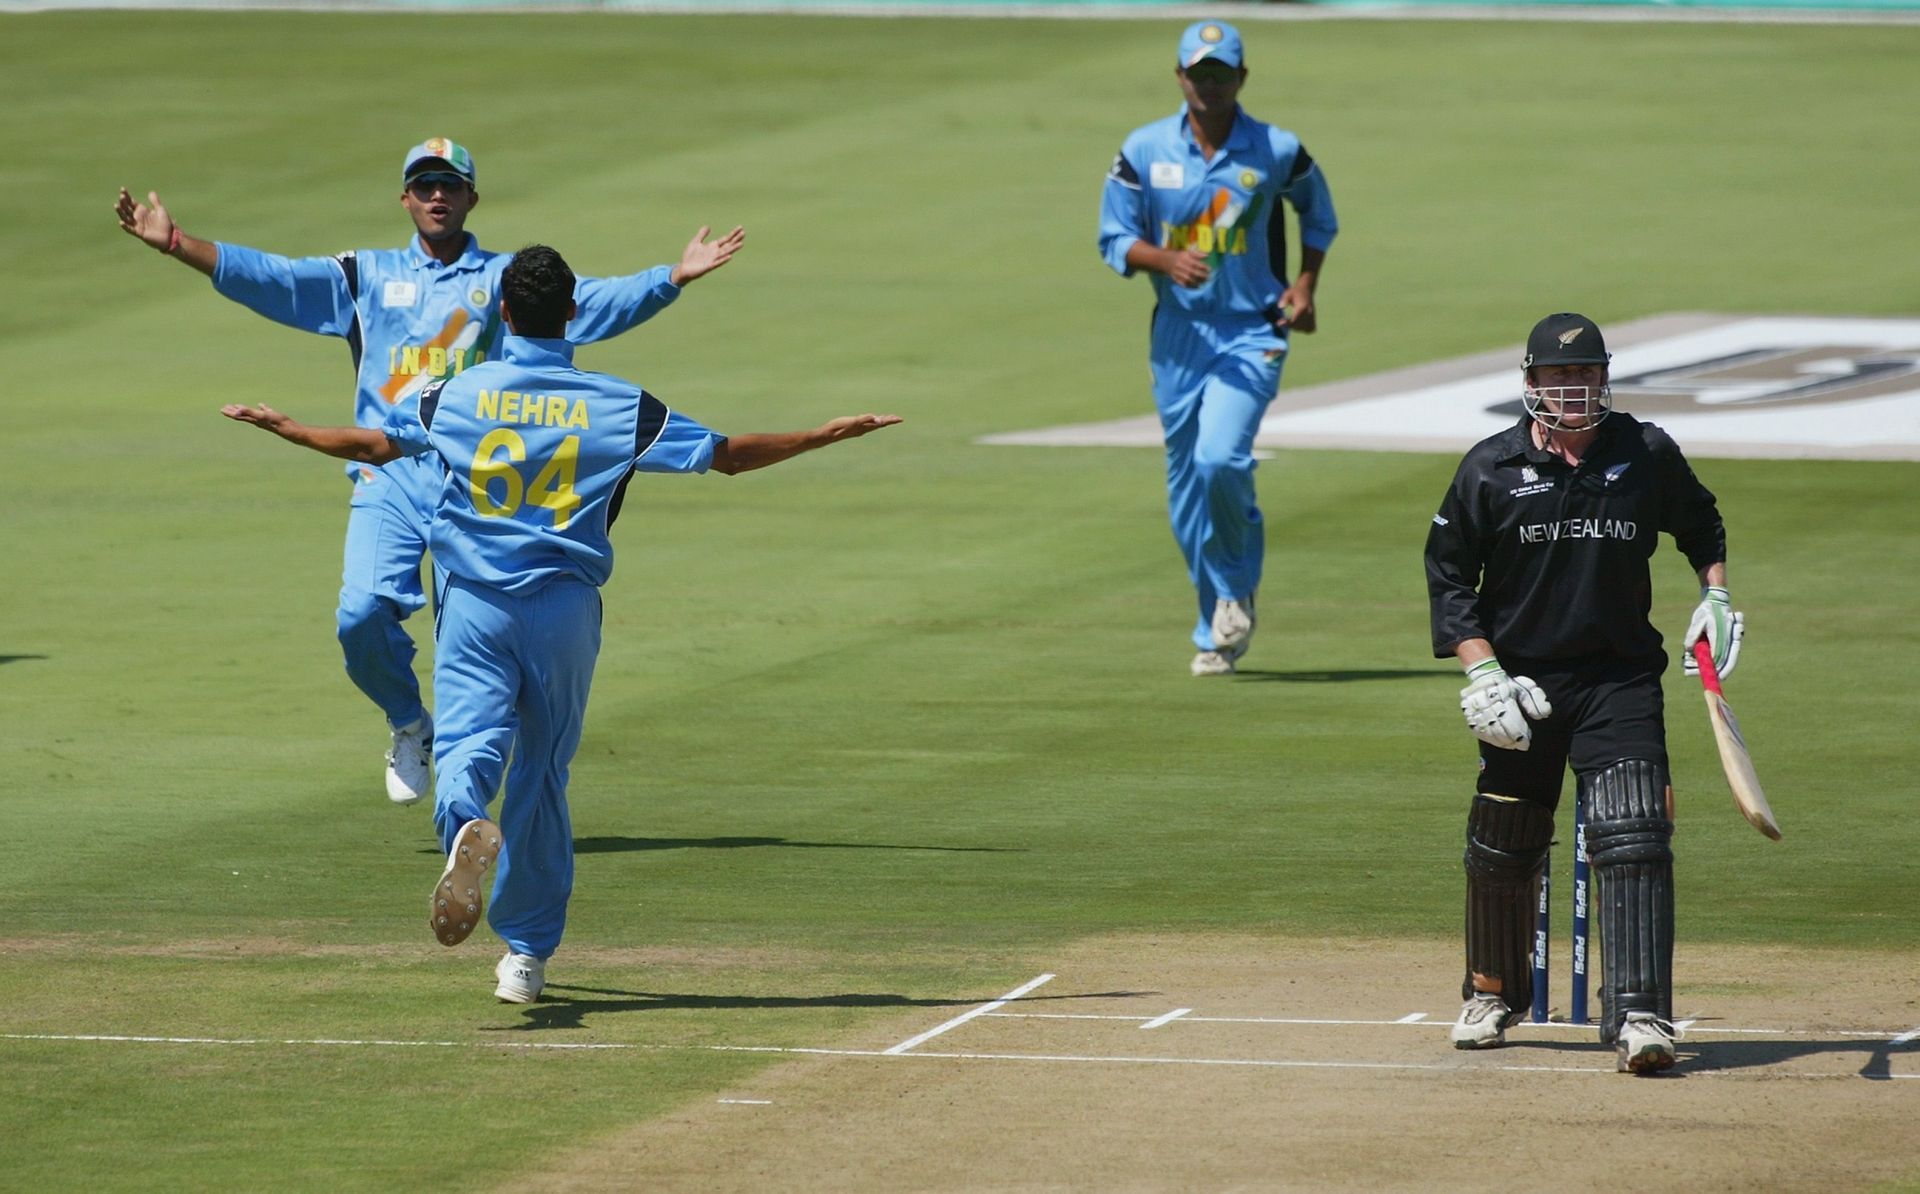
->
[1424,312,1745,1074]
[1098,21,1338,676]
[223,245,899,1000]
[117,138,744,805]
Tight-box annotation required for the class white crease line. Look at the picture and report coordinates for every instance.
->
[882,973,1054,1055]
[969,1014,1920,1040]
[4,1034,1907,1080]
[1140,1008,1193,1031]
[718,1098,772,1105]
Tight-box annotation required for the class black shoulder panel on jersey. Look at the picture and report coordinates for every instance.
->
[607,391,672,530]
[417,379,447,431]
[1267,195,1289,288]
[337,253,364,372]
[634,390,669,460]
[1107,151,1140,188]
[1287,145,1316,183]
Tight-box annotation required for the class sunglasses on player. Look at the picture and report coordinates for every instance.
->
[406,173,469,197]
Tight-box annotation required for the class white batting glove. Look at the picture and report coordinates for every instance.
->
[1681,586,1745,679]
[1460,658,1553,751]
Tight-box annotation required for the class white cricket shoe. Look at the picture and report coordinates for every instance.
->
[385,712,433,806]
[1616,1012,1679,1074]
[1211,597,1256,653]
[431,819,501,947]
[1450,993,1522,1050]
[1191,649,1240,677]
[495,952,546,1004]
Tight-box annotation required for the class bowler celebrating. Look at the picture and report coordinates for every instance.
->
[117,139,745,805]
[1098,22,1338,675]
[223,245,899,1000]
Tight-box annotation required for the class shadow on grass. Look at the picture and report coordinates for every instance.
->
[576,836,1022,855]
[0,655,48,666]
[416,836,1023,857]
[1231,668,1456,683]
[1503,1032,1919,1079]
[490,986,1155,1032]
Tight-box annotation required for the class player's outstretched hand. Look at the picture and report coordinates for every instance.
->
[221,403,293,434]
[116,187,176,251]
[671,225,747,285]
[822,414,903,442]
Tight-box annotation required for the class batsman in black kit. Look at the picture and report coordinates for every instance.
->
[1423,313,1746,1075]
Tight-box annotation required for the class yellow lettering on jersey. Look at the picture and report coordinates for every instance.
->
[475,389,499,420]
[566,400,590,429]
[470,428,525,518]
[499,391,520,423]
[545,395,567,426]
[400,346,422,375]
[1163,221,1249,258]
[526,435,581,529]
[427,347,447,376]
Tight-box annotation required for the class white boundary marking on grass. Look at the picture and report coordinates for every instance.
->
[4,1,1917,27]
[882,973,1055,1055]
[718,1098,773,1105]
[1140,1008,1193,1030]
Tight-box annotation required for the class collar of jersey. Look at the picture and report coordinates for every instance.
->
[407,233,485,272]
[1497,413,1624,466]
[502,334,575,367]
[1178,105,1253,156]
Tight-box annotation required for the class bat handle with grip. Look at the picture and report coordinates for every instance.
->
[1691,639,1724,696]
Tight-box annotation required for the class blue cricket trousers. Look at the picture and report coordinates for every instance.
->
[1149,311,1287,650]
[431,574,602,960]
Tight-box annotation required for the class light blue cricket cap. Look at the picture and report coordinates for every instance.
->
[402,137,476,185]
[1178,20,1244,70]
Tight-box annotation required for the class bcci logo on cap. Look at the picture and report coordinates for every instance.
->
[1199,24,1223,43]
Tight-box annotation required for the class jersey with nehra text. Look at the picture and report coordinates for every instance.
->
[1098,106,1337,319]
[1425,413,1725,664]
[381,336,721,595]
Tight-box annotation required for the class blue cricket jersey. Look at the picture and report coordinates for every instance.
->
[1098,106,1337,319]
[381,336,722,594]
[211,234,683,478]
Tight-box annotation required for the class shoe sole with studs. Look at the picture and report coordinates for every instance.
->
[431,819,501,947]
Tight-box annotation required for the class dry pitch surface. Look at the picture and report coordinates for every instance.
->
[529,935,1920,1192]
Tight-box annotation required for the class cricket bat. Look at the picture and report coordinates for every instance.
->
[1692,640,1782,841]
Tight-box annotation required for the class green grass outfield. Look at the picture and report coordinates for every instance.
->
[3,11,1917,1188]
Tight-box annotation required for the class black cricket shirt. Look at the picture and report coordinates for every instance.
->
[1424,413,1726,664]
